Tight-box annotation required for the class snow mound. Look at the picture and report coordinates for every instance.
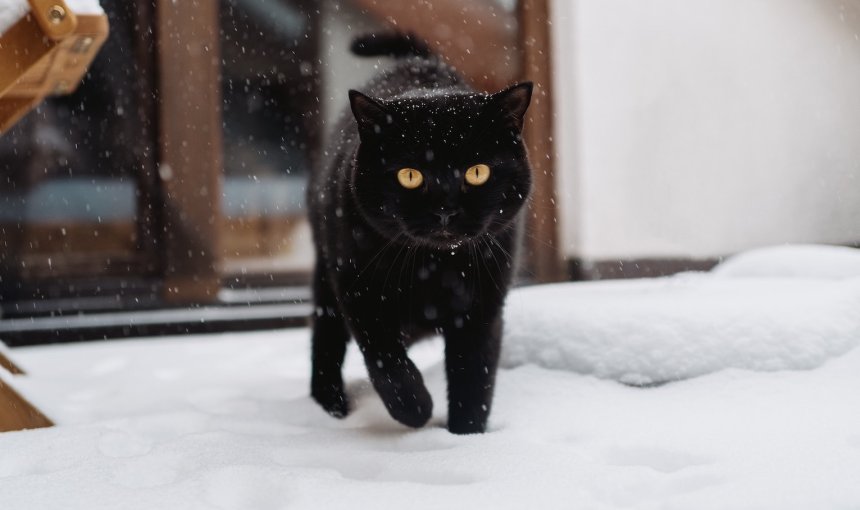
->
[1,0,103,36]
[713,244,860,279]
[502,273,860,385]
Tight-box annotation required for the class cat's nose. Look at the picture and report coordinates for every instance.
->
[433,210,458,227]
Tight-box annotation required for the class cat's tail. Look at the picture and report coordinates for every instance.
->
[350,32,432,59]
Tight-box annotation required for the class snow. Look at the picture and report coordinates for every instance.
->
[503,275,860,385]
[712,244,860,279]
[3,330,860,509]
[65,0,104,14]
[0,2,28,35]
[2,244,860,508]
[0,0,103,36]
[503,244,860,385]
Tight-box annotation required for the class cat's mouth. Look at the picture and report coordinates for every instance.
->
[399,217,488,248]
[433,230,467,249]
[405,227,472,248]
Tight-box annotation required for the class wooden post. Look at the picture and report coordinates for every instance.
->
[156,0,224,303]
[519,0,564,282]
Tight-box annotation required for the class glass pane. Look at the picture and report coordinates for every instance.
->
[219,0,318,275]
[0,2,154,301]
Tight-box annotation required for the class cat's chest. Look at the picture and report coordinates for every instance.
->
[382,249,473,300]
[378,253,506,327]
[393,258,480,333]
[335,220,513,329]
[407,252,475,307]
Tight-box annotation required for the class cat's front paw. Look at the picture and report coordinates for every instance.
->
[372,374,433,428]
[447,404,489,434]
[311,381,350,419]
[447,417,487,435]
[384,390,433,428]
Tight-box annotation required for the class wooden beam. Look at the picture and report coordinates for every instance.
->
[0,378,53,432]
[519,0,564,282]
[0,348,25,375]
[350,0,519,92]
[156,0,224,303]
[0,343,52,432]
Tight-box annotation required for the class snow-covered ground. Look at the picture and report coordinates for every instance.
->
[2,245,860,509]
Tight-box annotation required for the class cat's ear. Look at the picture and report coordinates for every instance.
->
[349,90,393,137]
[487,82,533,130]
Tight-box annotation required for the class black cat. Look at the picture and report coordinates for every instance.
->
[307,33,533,434]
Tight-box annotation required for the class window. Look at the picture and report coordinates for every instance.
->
[0,0,560,344]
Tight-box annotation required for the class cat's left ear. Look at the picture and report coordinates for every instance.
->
[488,82,533,130]
[349,90,393,137]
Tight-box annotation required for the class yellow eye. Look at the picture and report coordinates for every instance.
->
[397,168,423,189]
[465,164,491,186]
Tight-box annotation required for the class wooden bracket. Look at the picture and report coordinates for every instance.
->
[27,0,78,41]
[0,348,25,375]
[0,4,108,134]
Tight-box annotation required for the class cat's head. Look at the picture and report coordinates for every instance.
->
[348,82,533,248]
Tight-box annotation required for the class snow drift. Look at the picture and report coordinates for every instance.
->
[711,244,860,279]
[502,245,860,384]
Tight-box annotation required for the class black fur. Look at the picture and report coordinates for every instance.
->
[307,33,533,434]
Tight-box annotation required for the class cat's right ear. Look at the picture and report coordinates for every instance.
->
[349,90,392,137]
[487,82,533,131]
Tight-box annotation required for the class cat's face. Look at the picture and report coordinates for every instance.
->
[348,83,533,248]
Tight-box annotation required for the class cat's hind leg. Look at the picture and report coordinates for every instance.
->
[310,261,350,418]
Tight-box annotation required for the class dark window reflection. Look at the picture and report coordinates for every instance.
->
[219,0,319,271]
[0,1,155,299]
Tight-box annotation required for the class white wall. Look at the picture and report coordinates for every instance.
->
[552,0,860,260]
